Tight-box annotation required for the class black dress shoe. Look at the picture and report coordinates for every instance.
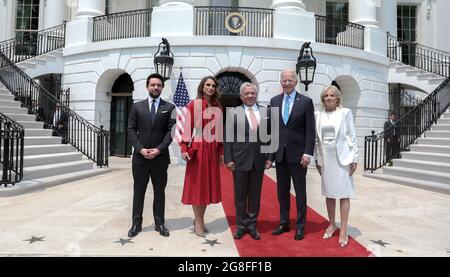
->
[294,229,304,241]
[233,228,246,239]
[155,225,170,237]
[128,225,142,238]
[271,224,290,235]
[249,229,261,240]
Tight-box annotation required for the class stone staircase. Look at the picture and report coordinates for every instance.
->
[16,49,64,79]
[0,84,111,196]
[365,109,450,194]
[388,60,447,93]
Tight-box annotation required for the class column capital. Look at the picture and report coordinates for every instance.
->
[271,0,305,11]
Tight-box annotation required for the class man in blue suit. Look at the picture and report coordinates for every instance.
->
[268,70,316,241]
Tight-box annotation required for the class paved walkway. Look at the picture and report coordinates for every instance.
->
[0,157,449,257]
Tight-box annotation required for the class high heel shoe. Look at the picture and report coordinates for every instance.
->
[339,235,348,247]
[322,225,337,239]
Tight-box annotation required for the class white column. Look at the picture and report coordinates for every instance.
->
[378,0,397,36]
[271,0,305,10]
[151,0,194,36]
[271,0,315,41]
[65,0,105,47]
[75,0,105,18]
[349,0,378,27]
[43,0,68,29]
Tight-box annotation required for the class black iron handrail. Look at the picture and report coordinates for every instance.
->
[195,6,273,38]
[364,79,450,172]
[93,9,152,42]
[0,51,109,167]
[0,22,66,66]
[387,33,450,78]
[315,15,364,50]
[0,112,24,186]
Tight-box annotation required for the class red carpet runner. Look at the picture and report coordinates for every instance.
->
[220,166,372,257]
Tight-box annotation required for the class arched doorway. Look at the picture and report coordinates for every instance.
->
[110,73,134,157]
[216,71,251,109]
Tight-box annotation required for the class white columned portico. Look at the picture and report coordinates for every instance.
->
[65,0,105,48]
[271,0,315,41]
[43,0,68,29]
[349,0,386,56]
[151,0,194,37]
[378,0,397,36]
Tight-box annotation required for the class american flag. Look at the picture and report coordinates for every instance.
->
[173,72,190,143]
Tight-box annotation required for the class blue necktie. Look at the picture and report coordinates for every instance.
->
[283,95,291,125]
[150,100,156,125]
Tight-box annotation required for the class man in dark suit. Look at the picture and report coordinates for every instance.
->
[224,82,272,241]
[268,70,315,241]
[384,112,400,162]
[127,73,175,238]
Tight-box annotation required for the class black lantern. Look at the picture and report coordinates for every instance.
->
[296,42,316,91]
[154,38,174,81]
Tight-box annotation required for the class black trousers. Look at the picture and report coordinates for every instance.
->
[233,166,264,230]
[275,152,307,231]
[131,161,168,226]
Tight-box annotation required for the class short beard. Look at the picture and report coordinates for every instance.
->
[149,93,160,99]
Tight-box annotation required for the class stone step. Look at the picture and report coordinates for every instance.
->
[0,94,15,101]
[410,144,450,154]
[24,136,61,146]
[393,158,450,173]
[424,130,450,138]
[0,88,10,94]
[417,73,437,80]
[431,124,450,131]
[401,151,450,163]
[416,137,450,146]
[17,121,44,129]
[3,113,36,121]
[24,128,53,137]
[444,113,450,119]
[23,160,94,180]
[383,166,450,185]
[0,106,28,114]
[429,77,447,85]
[0,167,113,197]
[23,152,83,167]
[395,65,415,72]
[0,100,21,107]
[405,69,423,76]
[23,144,75,156]
[363,172,450,195]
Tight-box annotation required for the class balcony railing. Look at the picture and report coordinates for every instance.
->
[0,112,24,186]
[315,15,364,50]
[195,6,273,38]
[387,33,450,78]
[364,79,450,172]
[93,9,152,42]
[0,22,66,65]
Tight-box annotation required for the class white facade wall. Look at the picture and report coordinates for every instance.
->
[63,36,388,159]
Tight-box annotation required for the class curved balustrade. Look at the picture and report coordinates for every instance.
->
[365,79,450,172]
[0,112,24,186]
[0,51,109,167]
[0,22,66,66]
[93,9,152,42]
[387,33,450,78]
[315,15,364,50]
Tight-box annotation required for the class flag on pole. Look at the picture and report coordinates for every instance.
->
[173,72,190,144]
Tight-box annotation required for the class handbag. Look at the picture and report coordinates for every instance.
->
[186,127,198,159]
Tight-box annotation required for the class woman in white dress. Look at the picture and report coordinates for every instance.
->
[314,85,358,247]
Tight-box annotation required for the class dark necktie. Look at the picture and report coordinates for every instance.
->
[150,100,156,125]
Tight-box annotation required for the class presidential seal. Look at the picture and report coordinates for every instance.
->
[225,12,246,33]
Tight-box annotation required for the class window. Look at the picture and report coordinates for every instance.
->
[397,5,416,42]
[15,0,40,55]
[325,1,349,44]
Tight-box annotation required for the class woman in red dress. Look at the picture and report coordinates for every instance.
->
[180,76,224,237]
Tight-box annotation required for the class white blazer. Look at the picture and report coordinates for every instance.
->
[314,108,359,167]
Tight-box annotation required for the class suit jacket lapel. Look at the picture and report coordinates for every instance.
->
[287,91,301,125]
[152,99,165,127]
[334,108,343,138]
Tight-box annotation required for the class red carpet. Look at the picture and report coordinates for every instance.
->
[220,166,372,257]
